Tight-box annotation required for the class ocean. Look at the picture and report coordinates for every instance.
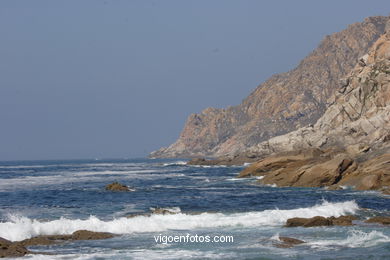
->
[0,159,389,259]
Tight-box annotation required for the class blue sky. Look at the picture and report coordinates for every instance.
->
[0,0,389,160]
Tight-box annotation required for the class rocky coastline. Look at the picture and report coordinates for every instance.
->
[0,230,115,258]
[2,212,389,257]
[187,24,390,196]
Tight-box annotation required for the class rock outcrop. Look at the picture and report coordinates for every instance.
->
[238,24,390,191]
[0,238,29,258]
[364,216,390,225]
[187,152,260,166]
[274,236,305,248]
[20,230,115,247]
[247,30,390,157]
[239,148,390,190]
[285,215,357,227]
[105,182,134,192]
[151,16,388,158]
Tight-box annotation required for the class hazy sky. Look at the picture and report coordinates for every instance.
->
[0,0,389,160]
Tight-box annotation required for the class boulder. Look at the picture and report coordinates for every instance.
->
[285,217,309,227]
[303,216,332,227]
[329,215,357,226]
[274,236,305,248]
[105,182,133,192]
[0,237,29,258]
[285,215,357,227]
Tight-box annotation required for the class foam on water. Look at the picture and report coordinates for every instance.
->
[309,230,390,249]
[162,161,187,166]
[74,169,159,176]
[0,200,359,241]
[25,249,236,260]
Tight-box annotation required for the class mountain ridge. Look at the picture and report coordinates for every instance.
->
[239,26,390,191]
[151,16,389,158]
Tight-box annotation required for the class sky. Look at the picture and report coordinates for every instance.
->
[0,0,389,160]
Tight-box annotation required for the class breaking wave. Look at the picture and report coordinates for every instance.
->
[309,230,390,248]
[0,200,359,241]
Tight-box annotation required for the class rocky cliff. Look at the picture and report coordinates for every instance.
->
[151,16,388,158]
[238,24,390,192]
[248,28,390,156]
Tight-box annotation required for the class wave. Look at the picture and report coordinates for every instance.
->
[308,230,390,248]
[74,169,159,176]
[162,161,187,166]
[0,200,359,241]
[25,249,236,260]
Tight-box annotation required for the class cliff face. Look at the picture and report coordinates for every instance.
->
[248,27,390,156]
[151,16,388,158]
[238,27,390,192]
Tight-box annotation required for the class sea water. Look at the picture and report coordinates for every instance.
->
[0,159,389,259]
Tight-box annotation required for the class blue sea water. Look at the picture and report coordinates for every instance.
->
[0,159,389,259]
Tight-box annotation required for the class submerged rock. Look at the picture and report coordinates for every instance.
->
[126,207,180,218]
[71,230,114,240]
[19,230,115,247]
[274,236,305,248]
[150,207,179,215]
[105,182,134,192]
[20,236,63,246]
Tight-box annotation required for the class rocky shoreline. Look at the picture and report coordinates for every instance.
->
[187,26,390,196]
[0,230,115,258]
[238,147,390,194]
[2,213,388,257]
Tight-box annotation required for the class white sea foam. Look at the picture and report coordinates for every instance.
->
[308,230,390,249]
[150,207,182,214]
[0,200,359,241]
[162,161,187,166]
[226,176,260,182]
[225,178,247,181]
[0,169,179,191]
[189,164,229,168]
[74,169,159,176]
[25,249,236,260]
[270,233,281,241]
